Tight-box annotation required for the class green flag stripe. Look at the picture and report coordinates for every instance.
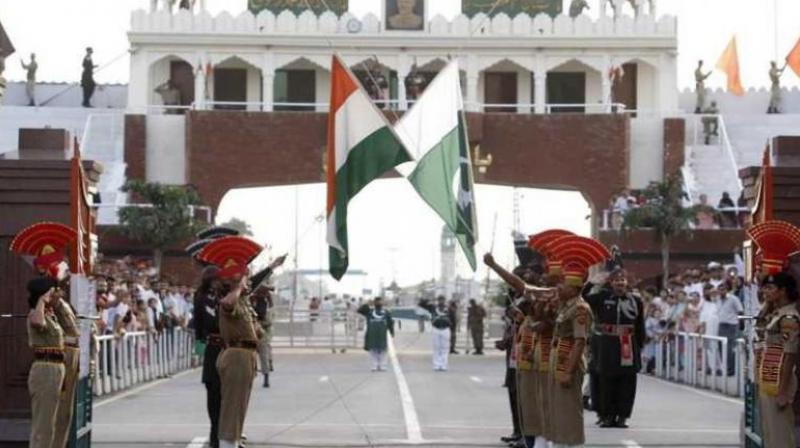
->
[408,116,477,270]
[330,126,412,280]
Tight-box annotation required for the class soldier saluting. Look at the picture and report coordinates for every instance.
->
[582,268,645,429]
[197,236,267,448]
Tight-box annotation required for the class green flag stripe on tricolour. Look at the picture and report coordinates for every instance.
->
[326,54,412,280]
[394,60,478,270]
[329,126,411,279]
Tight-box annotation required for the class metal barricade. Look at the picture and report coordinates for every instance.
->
[655,331,745,397]
[271,308,360,350]
[94,328,195,397]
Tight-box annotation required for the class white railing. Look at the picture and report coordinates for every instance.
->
[654,332,746,398]
[599,206,751,231]
[684,113,743,196]
[94,328,195,397]
[166,100,629,115]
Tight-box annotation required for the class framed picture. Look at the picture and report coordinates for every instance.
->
[383,0,426,31]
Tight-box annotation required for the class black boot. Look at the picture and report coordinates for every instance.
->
[263,374,270,388]
[614,417,629,428]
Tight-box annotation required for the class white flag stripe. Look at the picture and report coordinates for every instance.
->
[326,208,344,252]
[395,61,463,176]
[334,89,388,172]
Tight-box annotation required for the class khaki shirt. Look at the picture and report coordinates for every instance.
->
[552,297,592,376]
[758,303,800,396]
[53,299,80,339]
[28,311,64,349]
[219,294,260,344]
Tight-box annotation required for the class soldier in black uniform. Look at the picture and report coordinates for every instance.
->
[582,268,645,428]
[193,266,224,448]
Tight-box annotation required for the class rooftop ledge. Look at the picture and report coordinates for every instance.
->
[130,9,677,40]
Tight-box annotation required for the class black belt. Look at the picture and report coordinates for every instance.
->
[227,340,258,350]
[65,342,80,349]
[33,350,65,363]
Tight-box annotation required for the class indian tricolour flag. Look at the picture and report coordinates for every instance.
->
[395,60,478,270]
[326,55,412,280]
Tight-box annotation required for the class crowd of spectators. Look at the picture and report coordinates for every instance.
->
[635,261,754,376]
[608,188,749,230]
[93,256,195,338]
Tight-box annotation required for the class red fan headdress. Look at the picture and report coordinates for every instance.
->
[10,222,77,277]
[197,236,263,279]
[528,229,575,274]
[747,220,800,275]
[547,236,611,287]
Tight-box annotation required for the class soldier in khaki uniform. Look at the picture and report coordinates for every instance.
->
[52,286,80,448]
[11,222,79,448]
[544,235,611,448]
[758,273,799,448]
[26,277,66,448]
[484,248,558,448]
[747,220,800,448]
[197,236,266,448]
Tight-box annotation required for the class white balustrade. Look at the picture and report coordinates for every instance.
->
[94,328,195,397]
[654,332,747,398]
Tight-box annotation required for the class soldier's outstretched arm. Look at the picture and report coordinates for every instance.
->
[483,253,525,295]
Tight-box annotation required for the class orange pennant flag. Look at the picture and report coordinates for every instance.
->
[787,38,800,78]
[716,36,745,96]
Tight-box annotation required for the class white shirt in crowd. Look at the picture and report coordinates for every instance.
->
[717,293,744,326]
[698,299,720,336]
[684,282,704,298]
[613,196,630,213]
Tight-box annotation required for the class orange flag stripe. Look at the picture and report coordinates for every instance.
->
[716,36,745,96]
[787,38,800,78]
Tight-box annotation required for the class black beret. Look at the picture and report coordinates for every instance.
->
[761,272,796,290]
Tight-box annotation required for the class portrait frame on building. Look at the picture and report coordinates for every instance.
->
[382,0,427,31]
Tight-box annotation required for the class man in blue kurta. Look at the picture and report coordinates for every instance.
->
[357,297,395,371]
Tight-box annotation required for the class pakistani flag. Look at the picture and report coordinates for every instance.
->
[326,55,412,280]
[395,61,479,270]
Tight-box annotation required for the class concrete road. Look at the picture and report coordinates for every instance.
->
[92,331,740,447]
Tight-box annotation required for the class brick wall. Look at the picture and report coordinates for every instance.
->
[124,115,146,181]
[175,111,631,212]
[663,118,685,177]
[600,228,746,284]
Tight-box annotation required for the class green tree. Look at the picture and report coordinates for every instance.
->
[118,180,207,273]
[622,175,696,289]
[218,217,254,236]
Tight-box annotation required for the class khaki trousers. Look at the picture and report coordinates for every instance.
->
[28,361,65,448]
[217,348,257,442]
[52,347,80,448]
[548,371,585,446]
[759,384,797,448]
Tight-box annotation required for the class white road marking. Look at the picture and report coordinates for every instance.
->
[94,368,199,408]
[648,375,744,406]
[387,334,424,444]
[621,440,642,448]
[319,375,329,383]
[469,376,483,383]
[186,436,207,448]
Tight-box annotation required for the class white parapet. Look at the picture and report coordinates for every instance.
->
[129,8,676,39]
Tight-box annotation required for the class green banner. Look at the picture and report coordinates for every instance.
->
[248,0,348,16]
[462,0,562,18]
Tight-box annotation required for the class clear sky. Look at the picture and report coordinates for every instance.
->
[2,0,799,90]
[217,181,591,295]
